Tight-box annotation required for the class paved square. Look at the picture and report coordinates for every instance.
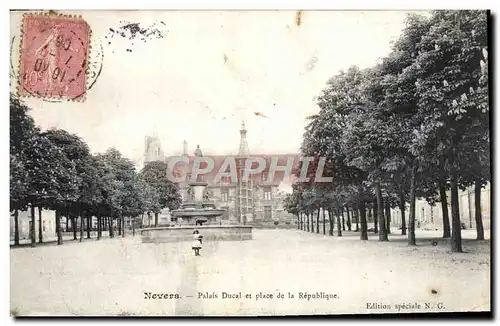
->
[10,229,490,316]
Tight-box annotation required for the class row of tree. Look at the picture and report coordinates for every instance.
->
[284,11,490,252]
[10,94,182,247]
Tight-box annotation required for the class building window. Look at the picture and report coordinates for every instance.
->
[264,206,272,220]
[261,173,268,181]
[221,189,229,202]
[264,188,272,201]
[156,148,161,156]
[43,221,47,232]
[186,173,192,181]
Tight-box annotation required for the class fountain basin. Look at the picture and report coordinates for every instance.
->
[140,225,253,243]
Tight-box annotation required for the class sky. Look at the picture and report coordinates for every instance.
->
[10,10,430,168]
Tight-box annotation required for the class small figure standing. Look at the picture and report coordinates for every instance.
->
[192,230,203,256]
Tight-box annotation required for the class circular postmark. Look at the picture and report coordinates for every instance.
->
[13,14,103,102]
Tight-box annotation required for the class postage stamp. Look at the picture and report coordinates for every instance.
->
[17,13,91,101]
[9,10,491,318]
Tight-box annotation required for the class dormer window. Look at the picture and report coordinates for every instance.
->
[264,187,272,201]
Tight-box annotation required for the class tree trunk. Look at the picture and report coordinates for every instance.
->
[359,201,368,240]
[97,216,102,240]
[86,215,91,239]
[367,207,372,224]
[399,190,406,236]
[373,200,379,233]
[80,214,84,242]
[118,216,122,236]
[336,209,342,236]
[354,205,359,232]
[346,206,352,231]
[375,182,388,241]
[310,210,315,233]
[30,205,36,247]
[475,180,485,240]
[38,207,43,244]
[322,207,326,235]
[72,215,77,240]
[439,181,451,238]
[385,199,391,235]
[450,173,462,252]
[56,210,63,245]
[328,210,334,236]
[408,161,417,246]
[316,208,320,234]
[14,209,20,246]
[133,216,136,236]
[306,213,309,232]
[341,207,346,231]
[154,212,159,227]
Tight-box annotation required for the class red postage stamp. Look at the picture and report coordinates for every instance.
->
[17,13,91,101]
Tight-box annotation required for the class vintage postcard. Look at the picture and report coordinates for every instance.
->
[9,10,491,317]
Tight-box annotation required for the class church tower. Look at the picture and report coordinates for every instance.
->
[144,134,164,164]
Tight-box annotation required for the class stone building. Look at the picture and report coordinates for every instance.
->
[9,210,56,242]
[389,183,491,230]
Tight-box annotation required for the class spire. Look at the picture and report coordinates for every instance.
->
[238,120,250,157]
[182,140,188,157]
